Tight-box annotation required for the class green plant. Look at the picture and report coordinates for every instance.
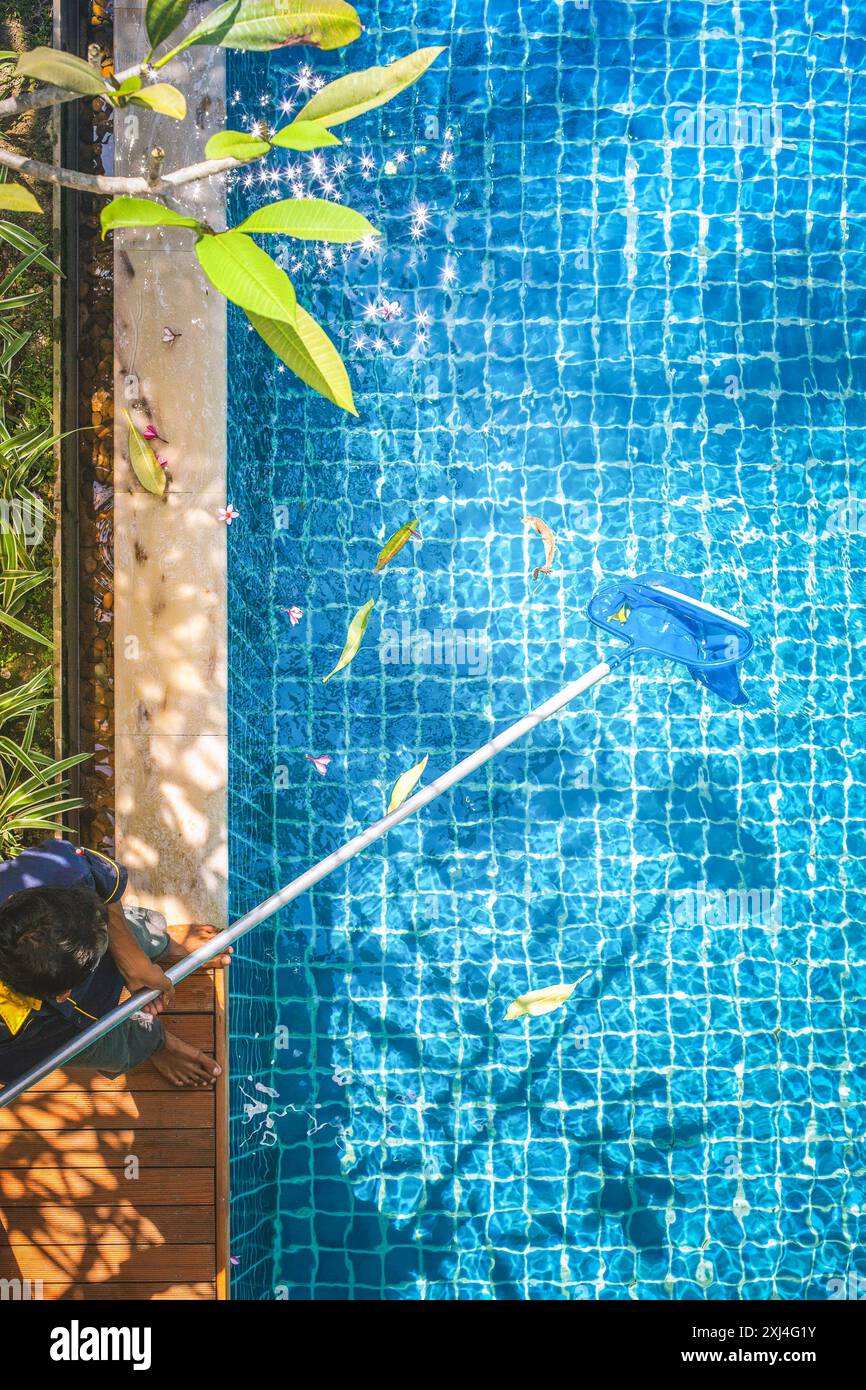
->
[0,1,444,416]
[0,668,87,858]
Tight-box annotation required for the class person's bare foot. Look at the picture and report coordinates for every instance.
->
[151,1029,221,1088]
[156,926,233,972]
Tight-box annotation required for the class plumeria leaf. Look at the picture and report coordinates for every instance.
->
[270,119,341,150]
[125,410,167,496]
[247,305,356,413]
[100,197,203,237]
[297,46,445,128]
[523,513,556,580]
[16,47,109,97]
[505,977,589,1022]
[146,0,192,50]
[196,231,297,324]
[374,517,420,573]
[322,598,374,682]
[167,0,362,57]
[205,129,272,161]
[387,754,428,814]
[236,197,376,243]
[0,184,42,215]
[114,75,144,96]
[127,82,187,119]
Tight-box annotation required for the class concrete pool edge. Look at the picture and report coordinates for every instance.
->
[112,3,230,1297]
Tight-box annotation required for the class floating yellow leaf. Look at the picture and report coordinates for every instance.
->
[387,754,428,814]
[505,976,588,1021]
[322,598,374,683]
[523,513,556,581]
[374,516,420,573]
[124,410,166,496]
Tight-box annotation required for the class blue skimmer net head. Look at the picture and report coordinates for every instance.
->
[587,571,754,706]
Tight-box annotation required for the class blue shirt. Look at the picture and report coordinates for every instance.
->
[0,839,129,1086]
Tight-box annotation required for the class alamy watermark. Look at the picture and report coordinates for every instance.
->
[380,619,489,676]
[0,497,43,547]
[673,883,782,931]
[672,105,781,149]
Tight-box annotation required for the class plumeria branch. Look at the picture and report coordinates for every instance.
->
[0,143,244,198]
[0,61,147,121]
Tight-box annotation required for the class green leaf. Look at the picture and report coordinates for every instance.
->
[0,184,42,215]
[205,129,272,162]
[270,119,341,151]
[125,410,167,495]
[128,83,187,120]
[114,75,143,96]
[297,45,445,128]
[146,0,192,50]
[16,46,108,97]
[196,231,297,324]
[0,606,53,649]
[322,598,374,682]
[167,0,362,58]
[387,754,428,814]
[237,197,376,243]
[100,197,203,238]
[247,304,356,414]
[374,517,421,573]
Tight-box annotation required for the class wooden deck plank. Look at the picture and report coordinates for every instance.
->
[0,1168,214,1205]
[0,1128,214,1167]
[0,1242,216,1282]
[59,1282,216,1301]
[0,952,229,1301]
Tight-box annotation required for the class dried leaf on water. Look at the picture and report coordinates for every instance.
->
[504,973,590,1021]
[387,754,428,813]
[374,517,421,573]
[523,513,556,580]
[322,598,375,682]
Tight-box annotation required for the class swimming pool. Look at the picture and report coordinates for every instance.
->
[227,0,866,1299]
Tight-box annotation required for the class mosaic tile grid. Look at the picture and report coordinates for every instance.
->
[227,0,866,1299]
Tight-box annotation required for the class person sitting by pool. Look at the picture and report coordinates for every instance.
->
[0,838,230,1090]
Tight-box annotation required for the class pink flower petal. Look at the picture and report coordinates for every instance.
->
[305,754,330,776]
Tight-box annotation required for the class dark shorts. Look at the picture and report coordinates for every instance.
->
[75,907,168,1077]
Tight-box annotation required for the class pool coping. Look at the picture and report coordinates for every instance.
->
[112,1,230,1297]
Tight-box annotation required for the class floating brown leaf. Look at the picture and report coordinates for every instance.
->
[523,513,556,581]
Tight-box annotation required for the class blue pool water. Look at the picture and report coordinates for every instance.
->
[227,0,866,1299]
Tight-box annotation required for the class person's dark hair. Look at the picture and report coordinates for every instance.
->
[0,886,109,998]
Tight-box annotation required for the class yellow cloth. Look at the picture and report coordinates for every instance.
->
[0,980,41,1037]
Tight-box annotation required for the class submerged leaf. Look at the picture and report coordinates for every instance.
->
[373,517,420,573]
[297,46,445,128]
[125,411,167,496]
[523,513,556,581]
[387,754,428,814]
[0,184,42,214]
[504,977,588,1022]
[322,598,374,682]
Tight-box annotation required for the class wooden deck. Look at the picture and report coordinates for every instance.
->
[0,946,228,1301]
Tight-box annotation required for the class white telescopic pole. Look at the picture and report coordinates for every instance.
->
[0,661,613,1107]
